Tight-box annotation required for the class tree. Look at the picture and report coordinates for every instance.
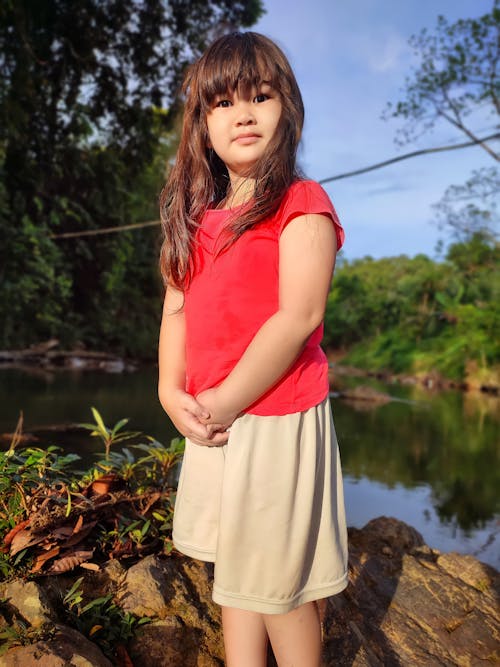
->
[384,2,500,244]
[0,0,263,351]
[384,2,499,159]
[432,167,499,242]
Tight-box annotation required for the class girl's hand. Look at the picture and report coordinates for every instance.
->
[196,387,239,436]
[165,389,229,446]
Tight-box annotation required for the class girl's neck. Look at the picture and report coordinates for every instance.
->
[220,177,255,209]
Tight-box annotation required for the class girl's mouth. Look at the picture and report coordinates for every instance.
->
[234,134,261,144]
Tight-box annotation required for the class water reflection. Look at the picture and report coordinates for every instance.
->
[0,366,498,568]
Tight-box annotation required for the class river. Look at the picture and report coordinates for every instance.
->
[0,365,498,569]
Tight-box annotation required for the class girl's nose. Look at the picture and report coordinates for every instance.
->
[235,102,255,125]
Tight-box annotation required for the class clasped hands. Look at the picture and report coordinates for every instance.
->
[168,387,238,447]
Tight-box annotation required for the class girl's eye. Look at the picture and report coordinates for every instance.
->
[215,99,232,108]
[254,93,269,103]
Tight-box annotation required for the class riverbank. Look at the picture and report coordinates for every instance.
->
[1,340,498,396]
[1,517,498,666]
[327,349,500,396]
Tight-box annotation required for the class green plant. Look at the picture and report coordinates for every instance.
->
[63,577,150,659]
[133,437,185,489]
[79,408,141,462]
[0,410,181,578]
[0,621,56,657]
[0,415,82,578]
[0,596,56,656]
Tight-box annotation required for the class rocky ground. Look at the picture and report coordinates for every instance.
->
[0,517,498,666]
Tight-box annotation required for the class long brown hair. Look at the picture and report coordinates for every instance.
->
[159,32,304,289]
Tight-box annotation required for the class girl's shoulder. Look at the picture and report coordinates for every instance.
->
[277,179,344,250]
[281,179,333,208]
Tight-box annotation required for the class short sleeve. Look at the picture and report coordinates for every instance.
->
[278,180,345,251]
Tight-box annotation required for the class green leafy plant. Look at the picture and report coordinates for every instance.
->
[79,407,141,462]
[0,410,183,579]
[63,577,150,659]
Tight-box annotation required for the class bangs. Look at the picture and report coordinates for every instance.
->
[190,33,283,110]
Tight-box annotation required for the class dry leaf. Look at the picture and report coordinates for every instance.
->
[51,526,74,540]
[31,546,60,573]
[73,514,84,533]
[10,528,46,556]
[89,624,103,636]
[3,519,30,548]
[80,562,100,571]
[141,491,161,516]
[63,521,96,549]
[47,549,94,573]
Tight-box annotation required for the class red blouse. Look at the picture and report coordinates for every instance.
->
[184,180,344,416]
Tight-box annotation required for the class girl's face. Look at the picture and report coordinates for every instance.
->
[206,82,282,181]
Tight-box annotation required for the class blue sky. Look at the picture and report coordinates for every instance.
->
[252,0,496,260]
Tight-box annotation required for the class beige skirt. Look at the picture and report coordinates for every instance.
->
[172,398,348,614]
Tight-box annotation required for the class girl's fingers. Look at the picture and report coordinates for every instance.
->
[206,423,227,436]
[182,393,210,420]
[184,414,210,440]
[208,431,229,445]
[186,417,229,446]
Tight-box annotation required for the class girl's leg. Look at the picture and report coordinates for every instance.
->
[221,606,268,667]
[264,601,322,667]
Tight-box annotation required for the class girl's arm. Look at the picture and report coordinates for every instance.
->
[158,285,229,446]
[197,213,337,427]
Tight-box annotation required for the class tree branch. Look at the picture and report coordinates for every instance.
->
[51,133,500,241]
[437,107,499,160]
[319,133,500,185]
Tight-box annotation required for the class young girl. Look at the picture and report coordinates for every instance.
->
[158,32,348,667]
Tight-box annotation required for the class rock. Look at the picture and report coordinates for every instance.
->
[128,617,220,667]
[1,517,498,666]
[0,580,54,629]
[0,624,113,667]
[322,516,500,666]
[120,554,224,665]
[338,385,392,405]
[119,554,169,618]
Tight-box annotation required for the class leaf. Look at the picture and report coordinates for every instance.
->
[80,562,99,571]
[61,521,97,549]
[111,418,129,437]
[63,576,84,604]
[31,546,60,573]
[140,520,151,537]
[91,407,109,436]
[47,549,94,574]
[73,514,84,534]
[9,529,46,556]
[65,488,72,517]
[13,548,28,566]
[81,595,112,613]
[51,526,74,540]
[89,624,103,637]
[3,519,30,547]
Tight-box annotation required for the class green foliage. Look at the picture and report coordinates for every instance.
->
[326,235,500,383]
[79,407,141,462]
[62,577,150,659]
[0,410,185,580]
[0,609,56,657]
[0,0,263,353]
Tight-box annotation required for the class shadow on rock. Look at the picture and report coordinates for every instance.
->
[322,516,499,666]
